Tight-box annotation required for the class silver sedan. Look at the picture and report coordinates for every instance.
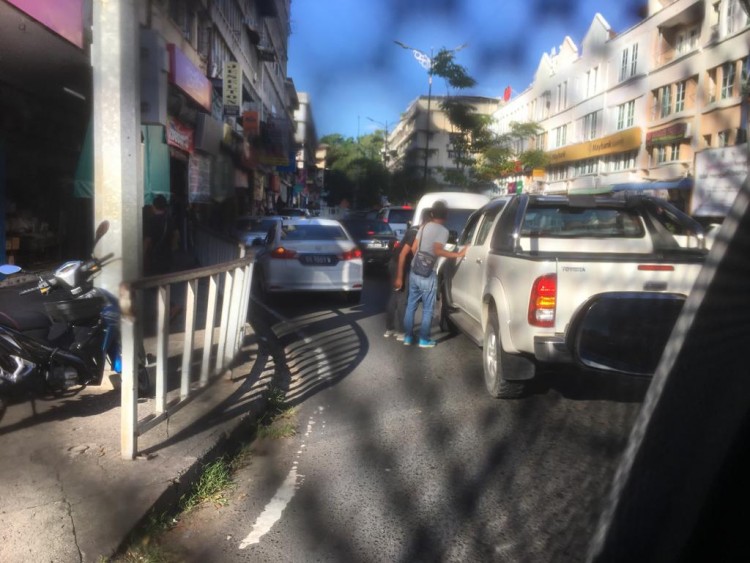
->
[254,218,364,303]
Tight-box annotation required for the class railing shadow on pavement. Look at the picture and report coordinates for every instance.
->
[118,250,255,460]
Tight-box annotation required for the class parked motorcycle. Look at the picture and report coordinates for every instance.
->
[0,221,149,421]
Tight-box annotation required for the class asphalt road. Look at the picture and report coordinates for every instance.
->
[155,271,648,562]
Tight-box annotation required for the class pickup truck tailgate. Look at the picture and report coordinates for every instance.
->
[554,258,702,333]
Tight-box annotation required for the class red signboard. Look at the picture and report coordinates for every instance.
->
[243,111,260,139]
[646,122,687,145]
[167,44,212,112]
[167,117,194,154]
[8,0,84,48]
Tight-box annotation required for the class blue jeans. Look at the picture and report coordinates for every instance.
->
[403,271,437,341]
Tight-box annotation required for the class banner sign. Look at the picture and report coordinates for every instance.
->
[166,117,194,153]
[692,145,748,217]
[547,127,641,164]
[8,0,84,48]
[223,62,242,116]
[167,44,212,112]
[646,123,687,145]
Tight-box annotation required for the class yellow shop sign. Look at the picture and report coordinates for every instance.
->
[547,127,642,164]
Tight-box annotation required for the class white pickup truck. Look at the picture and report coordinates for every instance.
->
[440,193,708,398]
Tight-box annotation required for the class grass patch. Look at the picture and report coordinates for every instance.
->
[111,387,294,561]
[256,386,297,439]
[179,456,234,512]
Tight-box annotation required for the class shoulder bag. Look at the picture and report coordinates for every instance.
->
[411,227,437,277]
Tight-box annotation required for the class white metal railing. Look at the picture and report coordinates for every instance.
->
[118,253,254,459]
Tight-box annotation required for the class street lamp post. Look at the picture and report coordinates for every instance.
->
[394,41,466,191]
[366,116,390,167]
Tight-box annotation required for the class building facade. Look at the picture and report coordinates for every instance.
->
[389,95,501,191]
[492,0,749,217]
[1,0,313,265]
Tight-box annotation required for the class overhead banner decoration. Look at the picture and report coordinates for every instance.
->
[223,62,242,117]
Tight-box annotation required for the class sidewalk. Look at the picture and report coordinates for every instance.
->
[0,326,270,562]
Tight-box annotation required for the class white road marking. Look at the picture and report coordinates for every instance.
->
[238,414,316,549]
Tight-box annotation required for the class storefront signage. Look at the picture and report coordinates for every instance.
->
[547,127,642,164]
[223,62,242,116]
[167,44,212,112]
[243,111,260,139]
[692,145,748,217]
[166,117,194,153]
[646,123,687,145]
[8,0,84,48]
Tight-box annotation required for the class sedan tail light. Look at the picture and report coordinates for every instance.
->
[528,274,557,327]
[340,248,363,261]
[270,247,297,259]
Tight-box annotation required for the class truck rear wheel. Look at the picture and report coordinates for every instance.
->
[483,310,529,399]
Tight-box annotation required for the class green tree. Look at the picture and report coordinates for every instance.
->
[474,121,549,182]
[319,133,390,209]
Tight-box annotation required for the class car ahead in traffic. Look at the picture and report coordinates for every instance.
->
[233,215,283,246]
[376,205,413,240]
[340,217,397,272]
[254,217,363,303]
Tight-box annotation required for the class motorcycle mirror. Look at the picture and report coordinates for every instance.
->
[94,221,110,246]
[0,264,22,275]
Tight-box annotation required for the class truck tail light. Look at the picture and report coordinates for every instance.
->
[340,248,362,260]
[270,247,297,259]
[529,274,557,327]
[638,264,674,271]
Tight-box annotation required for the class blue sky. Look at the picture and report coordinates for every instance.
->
[288,0,645,140]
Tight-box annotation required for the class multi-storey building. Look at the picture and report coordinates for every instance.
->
[389,95,501,191]
[492,0,749,217]
[1,0,309,265]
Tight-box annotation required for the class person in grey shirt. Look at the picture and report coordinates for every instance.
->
[395,200,468,348]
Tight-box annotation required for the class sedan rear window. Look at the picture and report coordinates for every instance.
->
[385,209,412,223]
[282,224,349,240]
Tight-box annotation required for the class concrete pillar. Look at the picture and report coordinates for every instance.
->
[92,0,142,291]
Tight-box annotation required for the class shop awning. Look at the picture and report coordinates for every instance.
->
[611,178,693,192]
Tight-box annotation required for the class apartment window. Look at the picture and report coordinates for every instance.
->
[548,165,568,182]
[562,81,568,110]
[707,68,718,103]
[656,145,667,164]
[662,85,673,116]
[721,61,736,99]
[703,133,712,147]
[169,1,195,42]
[677,26,700,55]
[675,81,687,112]
[617,100,636,130]
[620,45,638,81]
[609,151,637,172]
[554,124,567,148]
[718,129,730,147]
[630,43,639,76]
[586,66,599,97]
[727,0,750,34]
[582,111,598,140]
[669,143,681,162]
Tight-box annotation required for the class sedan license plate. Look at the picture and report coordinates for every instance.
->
[300,254,335,265]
